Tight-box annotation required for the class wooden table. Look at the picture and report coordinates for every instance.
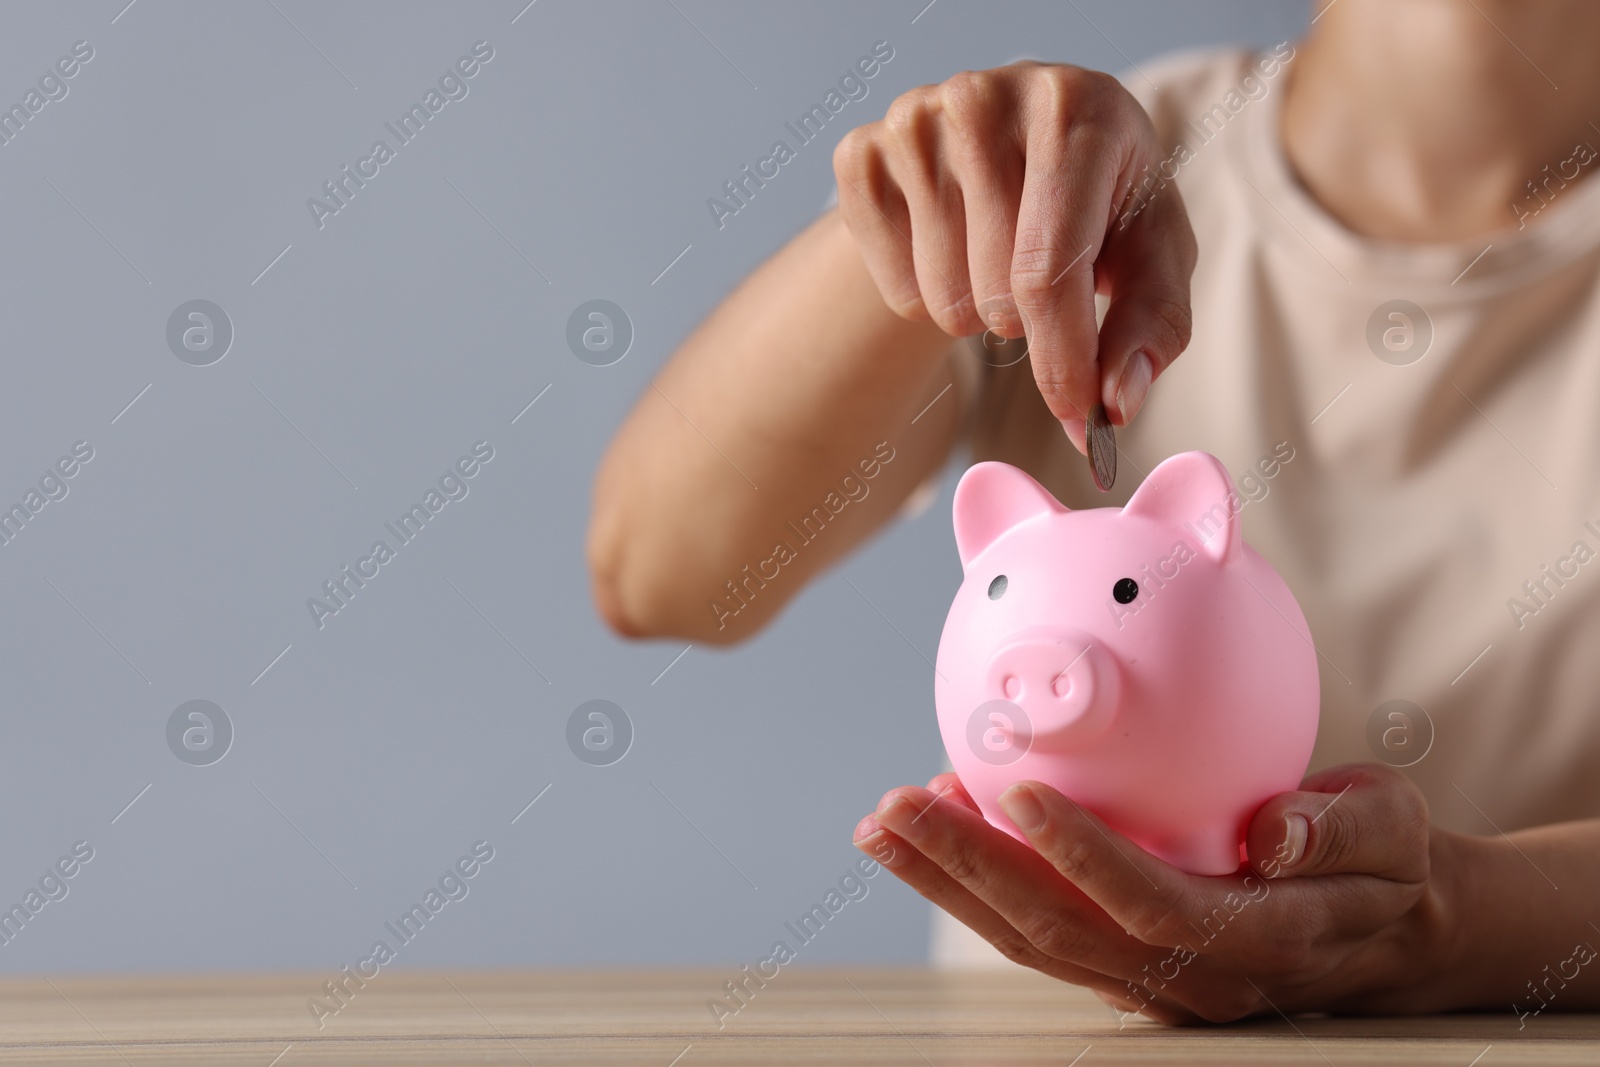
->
[4,969,1597,1065]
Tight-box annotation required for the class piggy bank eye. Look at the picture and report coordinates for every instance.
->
[1112,577,1139,604]
[987,575,1008,600]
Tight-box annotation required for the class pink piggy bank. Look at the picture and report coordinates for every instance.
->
[935,451,1319,876]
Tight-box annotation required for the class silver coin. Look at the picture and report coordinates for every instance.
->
[1087,403,1116,491]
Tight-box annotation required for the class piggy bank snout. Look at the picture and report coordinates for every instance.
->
[984,628,1119,742]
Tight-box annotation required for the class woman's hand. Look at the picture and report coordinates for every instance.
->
[833,61,1197,451]
[854,764,1459,1024]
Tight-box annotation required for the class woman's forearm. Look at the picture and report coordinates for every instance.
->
[1424,820,1600,1018]
[588,210,965,644]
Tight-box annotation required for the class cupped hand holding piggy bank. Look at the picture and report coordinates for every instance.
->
[935,452,1320,876]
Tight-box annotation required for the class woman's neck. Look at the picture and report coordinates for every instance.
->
[1283,0,1600,241]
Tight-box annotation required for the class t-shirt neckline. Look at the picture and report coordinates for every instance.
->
[1232,50,1600,301]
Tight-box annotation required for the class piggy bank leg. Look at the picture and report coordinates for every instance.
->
[1147,827,1245,877]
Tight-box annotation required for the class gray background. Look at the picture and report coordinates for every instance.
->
[0,0,1306,972]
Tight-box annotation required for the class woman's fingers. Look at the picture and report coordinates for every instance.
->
[851,817,1194,1020]
[993,781,1205,950]
[857,772,1438,1025]
[832,62,1196,445]
[833,127,926,320]
[941,70,1026,339]
[922,771,982,815]
[1092,180,1196,425]
[883,87,983,336]
[1010,68,1126,451]
[870,785,1164,982]
[852,823,1108,986]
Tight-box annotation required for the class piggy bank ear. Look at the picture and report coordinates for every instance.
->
[952,462,1065,567]
[1123,451,1242,563]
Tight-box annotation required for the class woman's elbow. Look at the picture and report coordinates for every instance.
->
[585,494,748,647]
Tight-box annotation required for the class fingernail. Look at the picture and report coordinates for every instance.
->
[998,784,1046,834]
[1109,350,1153,424]
[853,814,883,843]
[1274,814,1308,876]
[875,795,923,839]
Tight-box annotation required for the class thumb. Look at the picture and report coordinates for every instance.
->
[1244,764,1430,883]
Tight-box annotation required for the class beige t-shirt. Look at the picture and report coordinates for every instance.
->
[935,46,1600,963]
